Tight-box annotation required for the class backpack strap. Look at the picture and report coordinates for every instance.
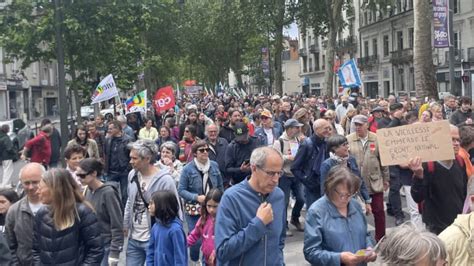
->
[279,138,284,154]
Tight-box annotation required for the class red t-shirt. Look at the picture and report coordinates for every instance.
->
[25,132,51,165]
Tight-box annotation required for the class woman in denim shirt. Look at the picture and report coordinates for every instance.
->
[304,166,376,265]
[178,140,223,263]
[320,134,372,215]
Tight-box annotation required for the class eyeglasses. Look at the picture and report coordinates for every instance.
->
[76,172,91,179]
[197,148,210,153]
[257,166,283,177]
[333,189,355,200]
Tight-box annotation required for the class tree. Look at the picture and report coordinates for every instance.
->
[413,0,437,99]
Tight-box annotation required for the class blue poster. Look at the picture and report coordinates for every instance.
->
[433,0,450,48]
[337,59,362,88]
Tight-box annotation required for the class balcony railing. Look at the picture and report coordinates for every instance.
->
[390,48,413,65]
[336,36,357,53]
[358,55,379,69]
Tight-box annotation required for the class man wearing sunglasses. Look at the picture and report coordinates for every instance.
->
[216,146,286,265]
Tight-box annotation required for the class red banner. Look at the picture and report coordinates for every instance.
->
[153,85,175,113]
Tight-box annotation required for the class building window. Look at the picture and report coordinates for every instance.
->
[397,31,403,51]
[454,32,461,50]
[322,55,325,70]
[302,57,307,73]
[372,39,378,57]
[396,0,402,14]
[408,28,414,48]
[364,41,369,57]
[383,35,389,56]
[309,57,313,72]
[454,0,459,14]
[315,52,320,71]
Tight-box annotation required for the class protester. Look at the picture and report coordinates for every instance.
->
[376,224,447,266]
[124,139,182,265]
[33,168,103,265]
[0,124,16,188]
[104,120,132,207]
[155,141,183,186]
[340,108,357,135]
[64,144,86,186]
[67,125,100,159]
[178,124,198,163]
[0,188,19,232]
[178,140,223,263]
[254,109,283,146]
[146,190,187,265]
[187,188,223,266]
[273,119,305,235]
[215,146,285,265]
[420,110,433,123]
[430,103,444,122]
[411,125,468,234]
[0,233,11,264]
[219,109,243,143]
[439,180,474,265]
[165,117,181,141]
[293,107,312,137]
[304,166,376,265]
[22,124,52,168]
[320,134,372,214]
[205,124,229,187]
[117,115,136,141]
[95,114,108,134]
[179,110,205,140]
[155,125,177,151]
[292,119,332,208]
[367,106,390,132]
[5,163,45,265]
[138,118,159,141]
[450,96,474,126]
[323,109,345,136]
[88,121,106,161]
[335,95,355,122]
[77,158,124,266]
[225,121,262,184]
[443,94,457,120]
[278,101,292,124]
[347,115,389,241]
[40,119,62,168]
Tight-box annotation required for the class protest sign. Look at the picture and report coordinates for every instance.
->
[377,120,454,166]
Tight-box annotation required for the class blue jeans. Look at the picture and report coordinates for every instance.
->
[278,175,304,222]
[304,186,320,210]
[185,214,201,262]
[126,239,148,266]
[107,172,129,208]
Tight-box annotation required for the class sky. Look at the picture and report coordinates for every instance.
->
[284,22,299,39]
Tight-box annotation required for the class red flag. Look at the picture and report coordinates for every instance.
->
[153,85,175,113]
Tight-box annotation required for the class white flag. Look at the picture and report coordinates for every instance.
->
[91,74,119,104]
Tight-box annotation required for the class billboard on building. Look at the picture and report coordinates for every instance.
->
[433,0,451,48]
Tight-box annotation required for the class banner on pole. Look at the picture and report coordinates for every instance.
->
[153,86,175,113]
[337,59,362,88]
[433,0,450,48]
[91,74,119,104]
[125,90,147,114]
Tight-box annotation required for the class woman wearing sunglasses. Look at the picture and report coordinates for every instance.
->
[304,166,377,265]
[178,140,223,264]
[76,158,124,266]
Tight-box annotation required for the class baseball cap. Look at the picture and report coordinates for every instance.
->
[371,106,385,113]
[233,122,249,142]
[260,109,273,118]
[352,115,368,124]
[284,119,304,129]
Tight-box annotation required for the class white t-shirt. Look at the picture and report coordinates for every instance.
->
[28,201,44,215]
[264,128,274,146]
[131,173,154,241]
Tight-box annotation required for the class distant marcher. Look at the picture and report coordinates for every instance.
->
[67,125,100,159]
[450,96,474,126]
[138,118,159,141]
[41,119,61,168]
[155,141,183,186]
[0,189,19,232]
[0,124,16,188]
[22,124,53,168]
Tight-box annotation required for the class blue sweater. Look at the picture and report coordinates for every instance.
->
[146,218,187,266]
[215,179,286,265]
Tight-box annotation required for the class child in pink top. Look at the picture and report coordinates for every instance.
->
[187,188,223,266]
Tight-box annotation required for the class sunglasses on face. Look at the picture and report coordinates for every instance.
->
[76,172,91,179]
[197,148,210,153]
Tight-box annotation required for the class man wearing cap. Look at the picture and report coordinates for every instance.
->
[225,121,263,185]
[367,106,390,133]
[335,95,355,122]
[347,115,389,241]
[273,119,305,235]
[255,109,283,147]
[291,119,332,208]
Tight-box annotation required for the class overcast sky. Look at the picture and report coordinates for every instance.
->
[284,22,299,39]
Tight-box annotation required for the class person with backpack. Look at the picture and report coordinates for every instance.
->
[273,119,305,236]
[410,125,468,234]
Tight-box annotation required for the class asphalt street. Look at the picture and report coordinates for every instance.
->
[1,160,406,265]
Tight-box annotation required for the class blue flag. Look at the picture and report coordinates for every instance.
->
[337,59,362,88]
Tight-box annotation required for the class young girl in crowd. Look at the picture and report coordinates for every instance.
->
[146,190,187,266]
[187,188,223,266]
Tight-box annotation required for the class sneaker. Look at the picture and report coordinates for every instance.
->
[286,229,293,237]
[290,218,304,232]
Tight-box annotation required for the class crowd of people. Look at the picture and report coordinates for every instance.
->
[0,91,473,265]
